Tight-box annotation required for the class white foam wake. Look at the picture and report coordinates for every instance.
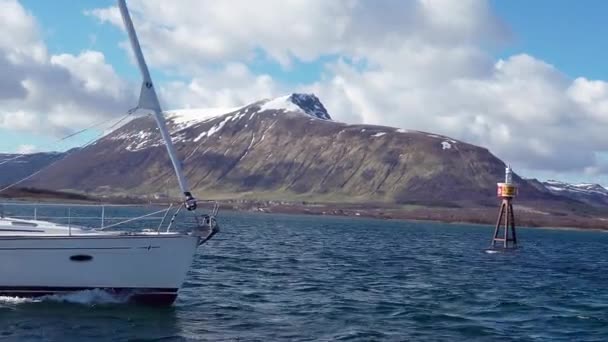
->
[0,289,130,306]
[0,296,38,305]
[42,289,129,304]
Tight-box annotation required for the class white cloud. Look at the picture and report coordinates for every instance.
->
[50,51,126,99]
[15,144,37,154]
[89,0,507,70]
[0,0,133,138]
[0,110,38,131]
[89,0,355,69]
[0,0,47,63]
[161,62,279,109]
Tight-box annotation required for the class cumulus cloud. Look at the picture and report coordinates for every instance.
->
[0,0,46,63]
[88,0,507,68]
[0,0,134,138]
[0,110,38,131]
[161,62,279,109]
[15,144,37,154]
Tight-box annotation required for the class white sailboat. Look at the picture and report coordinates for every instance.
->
[0,0,218,305]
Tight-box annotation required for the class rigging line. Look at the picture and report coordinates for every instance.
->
[0,112,133,194]
[58,117,118,142]
[63,111,135,143]
[0,113,133,168]
[107,112,134,130]
[166,205,183,233]
[0,133,101,193]
[0,154,26,167]
[97,207,170,231]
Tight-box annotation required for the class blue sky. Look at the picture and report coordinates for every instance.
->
[21,1,135,78]
[491,0,608,80]
[2,0,608,185]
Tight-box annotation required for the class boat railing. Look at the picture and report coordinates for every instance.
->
[0,201,185,233]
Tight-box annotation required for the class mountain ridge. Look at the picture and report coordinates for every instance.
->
[18,93,548,206]
[537,179,608,206]
[0,93,601,210]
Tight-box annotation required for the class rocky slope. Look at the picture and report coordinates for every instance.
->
[23,93,552,205]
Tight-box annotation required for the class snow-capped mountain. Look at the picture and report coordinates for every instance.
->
[260,93,331,120]
[542,180,608,206]
[106,93,332,152]
[22,93,553,204]
[167,93,331,130]
[544,180,608,195]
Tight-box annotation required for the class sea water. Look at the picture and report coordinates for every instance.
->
[0,209,607,341]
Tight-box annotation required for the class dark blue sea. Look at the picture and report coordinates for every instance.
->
[1,208,607,341]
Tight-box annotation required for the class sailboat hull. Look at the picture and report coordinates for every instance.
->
[0,233,200,305]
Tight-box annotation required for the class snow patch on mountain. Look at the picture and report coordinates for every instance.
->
[109,129,159,152]
[109,93,333,152]
[260,96,302,113]
[165,93,330,133]
[166,107,241,130]
[259,93,331,120]
[426,133,458,144]
[194,115,233,142]
[127,131,155,151]
[544,180,608,196]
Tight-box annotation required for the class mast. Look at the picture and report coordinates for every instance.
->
[117,0,197,210]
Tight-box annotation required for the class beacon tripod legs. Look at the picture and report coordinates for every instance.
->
[491,199,517,249]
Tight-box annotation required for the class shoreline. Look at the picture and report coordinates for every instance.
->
[4,192,608,232]
[222,201,608,232]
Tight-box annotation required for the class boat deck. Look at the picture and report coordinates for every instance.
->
[0,217,180,237]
